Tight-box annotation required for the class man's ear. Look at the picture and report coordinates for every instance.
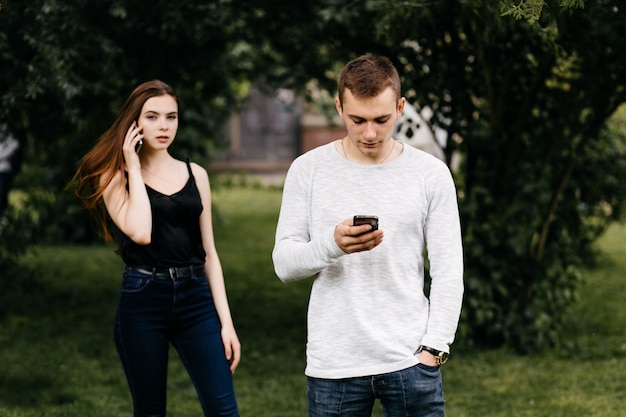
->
[335,96,343,116]
[397,97,406,115]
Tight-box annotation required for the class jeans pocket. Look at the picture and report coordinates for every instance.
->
[192,274,209,286]
[416,363,440,375]
[121,274,152,293]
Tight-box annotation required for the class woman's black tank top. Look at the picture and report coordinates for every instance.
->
[113,159,206,267]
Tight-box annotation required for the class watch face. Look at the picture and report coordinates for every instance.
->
[437,352,449,365]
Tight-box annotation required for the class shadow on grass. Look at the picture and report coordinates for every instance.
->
[0,245,126,411]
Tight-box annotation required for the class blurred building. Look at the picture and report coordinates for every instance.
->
[211,88,447,176]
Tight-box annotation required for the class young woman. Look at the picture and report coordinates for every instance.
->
[72,80,240,416]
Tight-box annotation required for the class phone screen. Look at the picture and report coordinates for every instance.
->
[353,215,379,231]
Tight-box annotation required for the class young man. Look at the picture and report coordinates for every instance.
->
[272,54,464,417]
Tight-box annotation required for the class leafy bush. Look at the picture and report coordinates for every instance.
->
[459,107,626,352]
[0,205,36,284]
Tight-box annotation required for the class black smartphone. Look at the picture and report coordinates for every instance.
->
[135,139,143,153]
[353,215,379,231]
[134,122,143,153]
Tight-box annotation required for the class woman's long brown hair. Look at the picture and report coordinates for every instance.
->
[70,80,179,242]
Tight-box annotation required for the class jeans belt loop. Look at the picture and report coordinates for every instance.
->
[168,267,177,280]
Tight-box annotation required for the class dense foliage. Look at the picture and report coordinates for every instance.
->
[0,0,255,245]
[2,0,626,351]
[234,0,626,351]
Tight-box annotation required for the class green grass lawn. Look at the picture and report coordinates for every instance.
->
[0,185,624,416]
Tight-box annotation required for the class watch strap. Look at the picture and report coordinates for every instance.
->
[417,345,449,366]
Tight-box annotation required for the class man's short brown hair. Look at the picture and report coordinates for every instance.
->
[337,54,401,106]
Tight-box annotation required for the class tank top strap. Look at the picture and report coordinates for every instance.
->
[185,158,193,177]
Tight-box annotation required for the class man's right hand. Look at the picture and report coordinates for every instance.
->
[334,218,384,253]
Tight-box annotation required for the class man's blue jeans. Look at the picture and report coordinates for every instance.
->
[114,267,239,417]
[307,364,444,417]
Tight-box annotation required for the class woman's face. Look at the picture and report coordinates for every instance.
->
[136,95,179,151]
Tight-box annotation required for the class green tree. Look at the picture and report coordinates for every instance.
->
[2,0,625,351]
[0,0,254,244]
[236,0,626,350]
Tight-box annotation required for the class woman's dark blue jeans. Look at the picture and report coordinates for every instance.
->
[114,267,239,417]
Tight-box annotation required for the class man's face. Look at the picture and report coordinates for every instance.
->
[336,87,405,161]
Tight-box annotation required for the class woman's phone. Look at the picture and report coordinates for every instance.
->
[134,122,143,153]
[135,139,143,153]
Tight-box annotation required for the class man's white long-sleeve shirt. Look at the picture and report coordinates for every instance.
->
[272,141,463,379]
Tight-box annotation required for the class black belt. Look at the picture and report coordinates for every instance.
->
[126,265,205,280]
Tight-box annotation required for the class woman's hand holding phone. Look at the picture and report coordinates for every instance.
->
[123,122,144,168]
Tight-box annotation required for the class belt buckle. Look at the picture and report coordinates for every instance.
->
[168,267,178,280]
